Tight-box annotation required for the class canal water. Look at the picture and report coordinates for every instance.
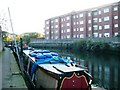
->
[50,49,120,90]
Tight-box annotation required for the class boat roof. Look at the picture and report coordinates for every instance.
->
[23,50,86,74]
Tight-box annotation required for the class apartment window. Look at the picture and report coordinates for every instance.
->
[74,22,76,25]
[88,27,91,31]
[114,16,118,19]
[67,23,70,26]
[114,32,118,36]
[67,29,70,32]
[55,25,58,28]
[61,30,63,33]
[76,22,78,25]
[93,25,98,30]
[113,7,118,11]
[104,25,110,29]
[77,35,79,38]
[88,34,91,37]
[99,26,102,30]
[73,15,76,18]
[99,34,102,38]
[80,27,84,31]
[93,11,98,15]
[93,18,98,23]
[55,19,58,22]
[51,20,54,23]
[66,16,70,20]
[46,26,49,29]
[104,8,109,13]
[46,31,49,34]
[76,15,79,18]
[80,21,84,24]
[93,33,98,37]
[77,28,79,31]
[98,10,101,14]
[61,24,63,27]
[104,16,109,21]
[73,35,76,38]
[88,20,91,24]
[51,26,53,29]
[67,35,70,39]
[55,30,58,33]
[104,33,110,37]
[55,36,58,39]
[88,13,91,16]
[46,21,49,24]
[80,34,84,38]
[74,28,76,31]
[99,18,102,22]
[51,31,53,34]
[114,24,118,28]
[79,13,83,17]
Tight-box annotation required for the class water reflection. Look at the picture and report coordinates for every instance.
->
[52,49,120,90]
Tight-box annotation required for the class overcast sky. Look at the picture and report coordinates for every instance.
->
[0,0,119,34]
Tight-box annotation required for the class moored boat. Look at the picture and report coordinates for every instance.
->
[22,49,93,89]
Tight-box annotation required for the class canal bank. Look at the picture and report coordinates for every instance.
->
[2,47,27,89]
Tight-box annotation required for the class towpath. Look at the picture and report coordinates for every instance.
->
[2,47,27,89]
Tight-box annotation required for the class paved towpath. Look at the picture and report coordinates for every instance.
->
[2,47,27,89]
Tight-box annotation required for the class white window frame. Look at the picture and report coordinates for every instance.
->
[114,16,118,19]
[67,23,70,26]
[66,16,70,20]
[93,25,98,30]
[114,24,118,28]
[113,7,118,11]
[104,16,109,21]
[80,27,84,31]
[79,13,83,17]
[88,27,91,31]
[93,18,98,23]
[80,21,84,24]
[67,29,70,32]
[104,25,110,29]
[99,26,102,30]
[104,8,109,13]
[99,18,102,22]
[98,10,101,14]
[80,34,84,38]
[104,33,110,37]
[88,20,91,24]
[88,13,91,16]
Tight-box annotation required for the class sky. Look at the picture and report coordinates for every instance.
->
[0,0,119,35]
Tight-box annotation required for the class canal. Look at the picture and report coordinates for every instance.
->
[50,49,120,90]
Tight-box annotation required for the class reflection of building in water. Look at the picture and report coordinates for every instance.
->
[61,55,120,90]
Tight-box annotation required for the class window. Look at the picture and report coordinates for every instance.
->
[80,21,84,24]
[88,13,91,16]
[46,21,49,24]
[46,26,49,29]
[114,24,118,28]
[113,7,118,11]
[67,29,70,32]
[51,26,53,29]
[77,28,79,31]
[93,18,98,23]
[104,33,110,37]
[66,16,70,20]
[74,22,76,25]
[67,35,70,39]
[51,20,54,23]
[76,22,78,25]
[93,11,98,15]
[104,25,110,29]
[46,31,49,34]
[80,34,84,38]
[93,25,98,30]
[114,32,118,36]
[104,16,109,21]
[88,34,91,37]
[114,16,118,19]
[73,35,76,38]
[99,18,102,22]
[98,10,101,14]
[88,20,91,24]
[74,28,76,31]
[61,24,63,27]
[80,28,84,31]
[77,35,79,38]
[79,13,83,17]
[76,15,78,18]
[99,26,102,30]
[88,27,91,31]
[93,33,98,37]
[67,23,70,26]
[55,25,58,28]
[55,19,58,22]
[99,34,102,38]
[73,15,76,18]
[104,8,109,13]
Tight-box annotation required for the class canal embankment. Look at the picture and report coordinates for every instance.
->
[2,47,27,89]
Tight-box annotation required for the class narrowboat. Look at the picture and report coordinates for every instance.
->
[22,49,93,89]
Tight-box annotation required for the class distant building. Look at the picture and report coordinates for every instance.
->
[44,1,120,40]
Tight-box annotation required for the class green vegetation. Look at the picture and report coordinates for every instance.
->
[72,40,120,54]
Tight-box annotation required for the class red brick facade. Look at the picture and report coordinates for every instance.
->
[45,2,120,40]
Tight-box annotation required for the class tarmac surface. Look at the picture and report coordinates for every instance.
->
[1,47,27,89]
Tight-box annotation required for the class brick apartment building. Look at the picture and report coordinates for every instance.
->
[44,1,120,40]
